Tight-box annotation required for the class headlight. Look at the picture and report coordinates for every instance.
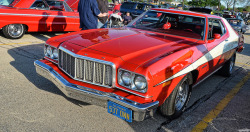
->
[134,76,147,90]
[46,46,52,57]
[51,48,58,59]
[121,72,132,86]
[118,69,148,93]
[44,44,58,60]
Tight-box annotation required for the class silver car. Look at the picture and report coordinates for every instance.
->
[227,18,249,34]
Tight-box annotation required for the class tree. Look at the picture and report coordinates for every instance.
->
[246,6,250,12]
[220,4,226,10]
[222,0,234,10]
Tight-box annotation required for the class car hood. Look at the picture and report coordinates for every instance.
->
[59,28,198,67]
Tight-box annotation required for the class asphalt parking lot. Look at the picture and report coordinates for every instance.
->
[0,31,249,132]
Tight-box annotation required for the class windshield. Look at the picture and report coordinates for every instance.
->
[0,0,14,6]
[127,11,205,40]
[128,11,205,39]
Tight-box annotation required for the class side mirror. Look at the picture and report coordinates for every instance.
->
[213,33,221,39]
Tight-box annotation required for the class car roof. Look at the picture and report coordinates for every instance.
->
[123,1,154,6]
[151,8,221,18]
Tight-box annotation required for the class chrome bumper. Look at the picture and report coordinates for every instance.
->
[34,60,159,121]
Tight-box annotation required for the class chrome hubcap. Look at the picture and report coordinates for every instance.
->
[8,24,22,37]
[175,81,189,111]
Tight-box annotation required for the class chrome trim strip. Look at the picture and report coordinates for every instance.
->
[34,60,159,121]
[58,46,116,88]
[0,13,79,18]
[115,86,151,98]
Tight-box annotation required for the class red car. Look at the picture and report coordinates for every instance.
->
[34,9,244,122]
[0,0,80,39]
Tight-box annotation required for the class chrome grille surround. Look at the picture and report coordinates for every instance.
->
[58,47,116,88]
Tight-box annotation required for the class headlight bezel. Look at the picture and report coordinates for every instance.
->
[44,44,58,61]
[118,69,148,93]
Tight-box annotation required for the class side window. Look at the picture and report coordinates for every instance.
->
[30,1,49,10]
[208,19,225,40]
[47,1,66,11]
[219,21,226,35]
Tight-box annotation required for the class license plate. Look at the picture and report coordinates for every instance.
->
[107,101,132,122]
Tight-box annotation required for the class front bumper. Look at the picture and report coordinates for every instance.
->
[34,60,159,121]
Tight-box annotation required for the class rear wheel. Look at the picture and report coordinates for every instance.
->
[2,24,25,39]
[218,53,236,77]
[160,74,192,119]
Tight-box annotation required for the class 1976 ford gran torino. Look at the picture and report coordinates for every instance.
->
[34,9,244,122]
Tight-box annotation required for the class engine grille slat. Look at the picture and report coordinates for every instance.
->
[58,49,113,87]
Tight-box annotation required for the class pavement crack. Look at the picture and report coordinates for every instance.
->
[156,118,172,131]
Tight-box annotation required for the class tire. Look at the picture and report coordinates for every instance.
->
[2,24,25,39]
[218,53,236,77]
[160,73,192,119]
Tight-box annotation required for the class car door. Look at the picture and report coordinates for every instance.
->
[45,0,80,32]
[27,0,50,32]
[205,18,229,73]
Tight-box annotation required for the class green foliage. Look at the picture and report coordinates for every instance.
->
[237,7,244,12]
[165,0,173,2]
[246,6,250,12]
[220,5,226,10]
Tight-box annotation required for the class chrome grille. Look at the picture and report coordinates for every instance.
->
[58,49,114,87]
[59,50,75,77]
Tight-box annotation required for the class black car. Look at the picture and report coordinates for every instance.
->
[189,7,212,14]
[120,2,157,18]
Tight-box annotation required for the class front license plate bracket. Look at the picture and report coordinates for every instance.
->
[107,101,132,122]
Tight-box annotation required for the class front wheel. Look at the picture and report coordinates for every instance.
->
[160,74,192,119]
[2,24,25,39]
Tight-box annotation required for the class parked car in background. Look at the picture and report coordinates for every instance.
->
[120,2,157,18]
[35,8,244,122]
[223,14,236,19]
[244,17,250,25]
[226,18,249,34]
[214,13,223,17]
[160,3,171,9]
[0,0,80,39]
[189,7,212,14]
